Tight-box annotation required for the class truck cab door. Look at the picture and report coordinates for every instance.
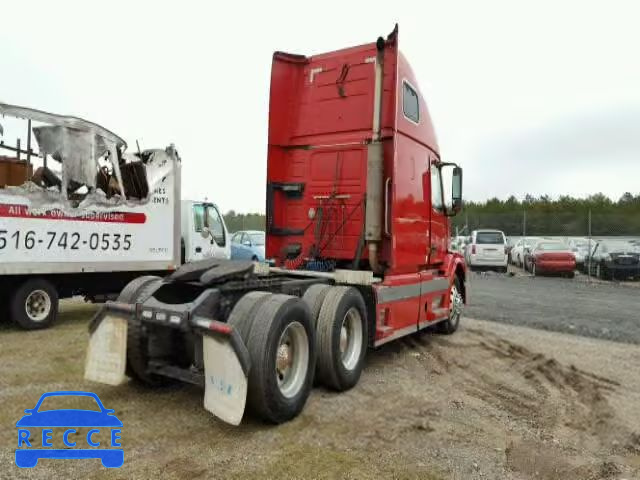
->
[184,203,230,262]
[428,159,448,265]
[205,205,230,259]
[187,203,210,262]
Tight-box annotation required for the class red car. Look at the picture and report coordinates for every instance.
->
[524,241,576,278]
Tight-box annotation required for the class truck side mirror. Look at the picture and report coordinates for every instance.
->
[201,227,211,240]
[451,166,463,213]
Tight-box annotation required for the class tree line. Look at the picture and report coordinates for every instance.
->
[452,193,640,237]
[223,210,266,233]
[223,192,640,237]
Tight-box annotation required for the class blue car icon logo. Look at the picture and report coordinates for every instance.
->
[15,391,123,468]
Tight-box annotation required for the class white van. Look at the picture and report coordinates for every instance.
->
[465,229,508,272]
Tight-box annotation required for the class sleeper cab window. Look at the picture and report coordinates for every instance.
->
[403,81,420,123]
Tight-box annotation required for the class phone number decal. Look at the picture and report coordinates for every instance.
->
[0,230,132,251]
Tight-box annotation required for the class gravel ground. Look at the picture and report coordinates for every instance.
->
[465,271,640,344]
[1,302,639,479]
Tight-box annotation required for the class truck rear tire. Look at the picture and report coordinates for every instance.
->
[316,286,368,392]
[117,275,162,304]
[227,291,272,342]
[246,294,316,424]
[119,276,169,386]
[302,284,332,329]
[437,276,464,335]
[10,278,59,330]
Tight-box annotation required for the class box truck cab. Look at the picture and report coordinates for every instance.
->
[181,200,230,263]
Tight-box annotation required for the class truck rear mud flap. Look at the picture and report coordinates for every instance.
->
[85,300,251,425]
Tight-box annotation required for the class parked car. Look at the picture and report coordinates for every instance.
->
[584,240,640,280]
[230,230,265,262]
[566,238,592,268]
[465,229,508,272]
[523,241,576,277]
[505,237,517,261]
[510,237,541,267]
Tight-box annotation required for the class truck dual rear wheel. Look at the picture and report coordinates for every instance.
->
[118,275,169,386]
[228,291,272,341]
[10,278,59,330]
[316,286,368,391]
[302,284,332,329]
[245,294,316,424]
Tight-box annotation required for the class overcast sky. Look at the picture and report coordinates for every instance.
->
[1,0,639,212]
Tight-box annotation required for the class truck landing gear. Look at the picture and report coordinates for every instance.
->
[10,278,59,330]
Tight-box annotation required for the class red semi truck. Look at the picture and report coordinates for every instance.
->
[85,25,466,425]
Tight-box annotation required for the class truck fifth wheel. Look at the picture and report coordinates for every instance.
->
[85,25,467,425]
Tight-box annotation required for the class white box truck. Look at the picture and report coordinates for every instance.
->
[0,103,229,329]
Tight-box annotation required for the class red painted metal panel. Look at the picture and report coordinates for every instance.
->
[373,273,421,342]
[266,25,459,283]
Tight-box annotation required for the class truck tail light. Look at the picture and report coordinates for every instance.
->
[471,245,476,255]
[504,246,508,255]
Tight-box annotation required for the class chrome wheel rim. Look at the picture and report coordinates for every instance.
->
[450,285,463,326]
[340,307,363,371]
[25,290,51,322]
[275,321,309,398]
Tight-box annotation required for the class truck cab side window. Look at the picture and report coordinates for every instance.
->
[193,205,205,232]
[207,206,226,247]
[403,81,420,123]
[431,167,444,212]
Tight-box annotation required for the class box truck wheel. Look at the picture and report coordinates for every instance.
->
[10,278,59,330]
[227,291,272,342]
[438,277,464,335]
[316,287,368,391]
[246,294,316,423]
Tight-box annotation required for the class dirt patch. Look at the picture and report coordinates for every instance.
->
[1,302,639,479]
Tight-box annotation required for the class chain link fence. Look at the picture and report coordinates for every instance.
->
[453,209,640,239]
[452,209,640,281]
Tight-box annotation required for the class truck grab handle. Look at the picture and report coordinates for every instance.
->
[384,177,391,236]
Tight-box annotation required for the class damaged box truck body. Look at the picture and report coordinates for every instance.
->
[0,103,229,329]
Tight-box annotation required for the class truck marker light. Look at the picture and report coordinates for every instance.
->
[209,323,232,335]
[141,310,153,319]
[156,312,167,321]
[169,315,181,325]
